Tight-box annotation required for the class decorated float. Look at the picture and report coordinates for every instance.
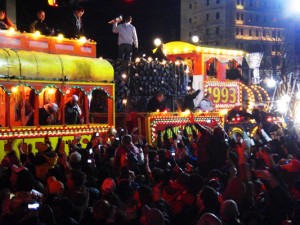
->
[0,30,115,158]
[118,41,272,145]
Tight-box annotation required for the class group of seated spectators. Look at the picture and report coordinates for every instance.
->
[0,116,300,225]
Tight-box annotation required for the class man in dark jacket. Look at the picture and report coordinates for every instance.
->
[147,92,167,112]
[182,89,201,111]
[63,6,85,39]
[30,10,54,35]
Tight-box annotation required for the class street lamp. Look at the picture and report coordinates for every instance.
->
[192,35,199,44]
[154,38,162,47]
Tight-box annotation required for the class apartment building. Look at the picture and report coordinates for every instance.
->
[181,0,300,79]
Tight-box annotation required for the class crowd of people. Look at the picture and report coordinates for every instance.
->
[0,112,299,225]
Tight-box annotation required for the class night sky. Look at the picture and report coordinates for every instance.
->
[13,0,180,59]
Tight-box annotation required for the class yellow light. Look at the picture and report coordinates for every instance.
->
[11,87,18,93]
[57,33,64,40]
[135,57,141,63]
[181,110,190,116]
[78,36,87,43]
[236,5,244,10]
[173,49,178,54]
[66,89,70,94]
[219,109,228,115]
[175,60,180,65]
[121,73,127,79]
[48,88,55,94]
[196,46,201,52]
[8,27,15,33]
[122,99,127,104]
[184,47,188,53]
[147,57,153,62]
[34,31,41,37]
[48,0,58,6]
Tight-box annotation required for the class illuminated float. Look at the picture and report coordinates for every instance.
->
[0,30,115,158]
[130,41,271,144]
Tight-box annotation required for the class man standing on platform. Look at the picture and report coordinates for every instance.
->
[112,15,138,60]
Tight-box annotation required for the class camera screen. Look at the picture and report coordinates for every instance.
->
[28,203,40,210]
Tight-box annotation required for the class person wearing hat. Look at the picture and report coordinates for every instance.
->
[39,102,59,125]
[65,94,84,124]
[112,15,138,61]
[182,88,201,111]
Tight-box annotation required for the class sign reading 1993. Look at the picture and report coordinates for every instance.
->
[205,81,240,109]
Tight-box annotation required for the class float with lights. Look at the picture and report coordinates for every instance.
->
[131,41,272,145]
[0,30,115,158]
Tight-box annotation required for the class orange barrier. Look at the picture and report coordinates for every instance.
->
[0,30,96,58]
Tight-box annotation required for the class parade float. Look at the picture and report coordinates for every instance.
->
[116,41,272,145]
[0,29,273,158]
[0,30,115,157]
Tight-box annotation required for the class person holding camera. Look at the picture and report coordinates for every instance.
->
[112,15,138,61]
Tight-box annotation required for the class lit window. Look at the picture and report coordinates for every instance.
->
[240,29,244,35]
[236,28,239,35]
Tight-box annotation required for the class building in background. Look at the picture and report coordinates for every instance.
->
[180,0,299,82]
